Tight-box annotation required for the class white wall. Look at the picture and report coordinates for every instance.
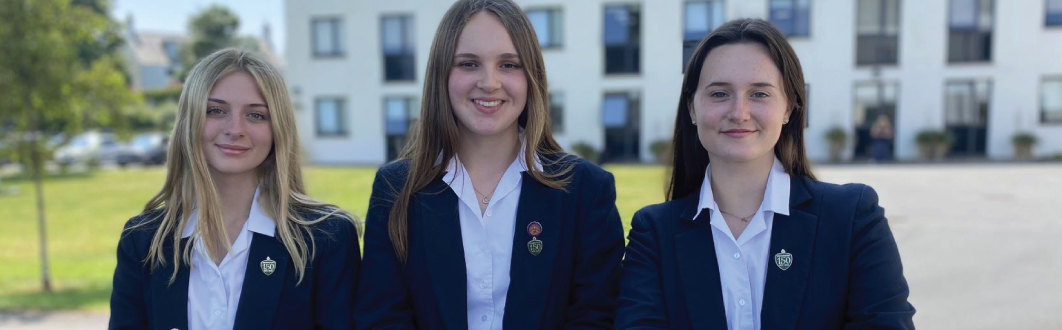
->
[286,0,1062,165]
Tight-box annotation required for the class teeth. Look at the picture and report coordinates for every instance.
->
[474,99,502,107]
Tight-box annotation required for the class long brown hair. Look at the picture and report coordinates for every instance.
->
[132,49,355,283]
[666,18,815,201]
[388,0,572,263]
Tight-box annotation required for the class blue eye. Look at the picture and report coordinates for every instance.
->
[207,107,225,116]
[248,112,267,120]
[752,92,769,98]
[501,62,521,69]
[457,61,478,68]
[709,91,728,98]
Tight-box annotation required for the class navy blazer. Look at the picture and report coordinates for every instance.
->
[615,176,915,329]
[355,156,625,330]
[109,209,360,330]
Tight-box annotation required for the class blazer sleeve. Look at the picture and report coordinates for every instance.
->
[613,209,669,330]
[566,169,626,329]
[845,185,916,329]
[312,216,362,330]
[108,220,150,330]
[355,169,416,330]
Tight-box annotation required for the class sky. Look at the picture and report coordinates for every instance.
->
[110,0,286,56]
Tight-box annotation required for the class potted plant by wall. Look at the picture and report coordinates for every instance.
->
[915,130,952,161]
[824,127,847,163]
[649,140,671,165]
[1011,132,1038,160]
[571,142,600,164]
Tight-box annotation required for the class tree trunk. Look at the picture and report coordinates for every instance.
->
[27,97,52,292]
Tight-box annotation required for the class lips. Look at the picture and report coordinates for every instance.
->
[216,144,250,156]
[472,98,505,115]
[721,129,756,138]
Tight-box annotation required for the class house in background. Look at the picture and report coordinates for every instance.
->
[122,15,284,92]
[285,0,1062,165]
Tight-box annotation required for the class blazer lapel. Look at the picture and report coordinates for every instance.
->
[673,194,729,329]
[419,178,468,330]
[232,233,289,330]
[761,176,818,330]
[151,237,190,330]
[503,172,563,329]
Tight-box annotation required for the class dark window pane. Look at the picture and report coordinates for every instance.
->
[604,5,640,74]
[382,16,415,81]
[1043,78,1062,123]
[769,0,810,36]
[1047,0,1062,25]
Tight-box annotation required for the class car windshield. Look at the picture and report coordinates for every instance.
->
[69,136,90,148]
[131,135,157,148]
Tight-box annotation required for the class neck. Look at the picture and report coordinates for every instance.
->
[456,125,521,175]
[209,170,258,229]
[708,155,775,216]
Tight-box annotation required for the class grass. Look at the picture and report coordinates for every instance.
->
[0,164,666,312]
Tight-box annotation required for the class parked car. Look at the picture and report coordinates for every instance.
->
[54,131,118,166]
[116,132,169,166]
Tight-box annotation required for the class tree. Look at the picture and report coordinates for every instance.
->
[0,0,139,291]
[176,5,260,82]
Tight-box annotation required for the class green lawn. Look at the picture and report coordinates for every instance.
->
[0,164,666,312]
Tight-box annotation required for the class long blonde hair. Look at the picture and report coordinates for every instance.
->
[134,48,354,283]
[389,0,573,263]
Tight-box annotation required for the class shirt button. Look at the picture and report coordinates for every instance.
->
[739,299,746,306]
[486,211,493,217]
[733,253,741,259]
[480,281,488,289]
[213,309,222,316]
[481,315,488,322]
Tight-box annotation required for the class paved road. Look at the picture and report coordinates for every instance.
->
[3,163,1060,329]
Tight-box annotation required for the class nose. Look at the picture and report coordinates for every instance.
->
[476,66,501,92]
[727,96,751,123]
[223,113,246,137]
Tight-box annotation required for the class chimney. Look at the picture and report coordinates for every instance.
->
[262,22,274,52]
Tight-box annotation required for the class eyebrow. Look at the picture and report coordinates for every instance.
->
[454,53,521,60]
[703,82,777,89]
[208,98,268,108]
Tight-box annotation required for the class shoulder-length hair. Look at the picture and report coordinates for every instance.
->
[389,0,572,263]
[134,48,354,283]
[667,18,815,201]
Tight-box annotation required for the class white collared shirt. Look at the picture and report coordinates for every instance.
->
[182,187,276,330]
[441,140,542,330]
[693,158,791,330]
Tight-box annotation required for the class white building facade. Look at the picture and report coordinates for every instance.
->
[285,0,1062,165]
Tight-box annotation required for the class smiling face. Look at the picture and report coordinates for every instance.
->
[201,71,274,179]
[690,42,790,165]
[447,12,528,140]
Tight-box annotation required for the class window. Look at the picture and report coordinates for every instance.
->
[384,97,418,160]
[162,41,180,63]
[528,8,563,48]
[603,5,641,74]
[602,92,641,162]
[1048,0,1062,26]
[948,0,993,63]
[1041,77,1062,123]
[315,98,347,137]
[683,1,725,71]
[945,79,991,155]
[856,0,900,66]
[312,18,344,57]
[549,93,565,133]
[382,15,415,81]
[852,82,898,157]
[769,0,811,37]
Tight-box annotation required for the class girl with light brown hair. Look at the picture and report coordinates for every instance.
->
[355,0,624,329]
